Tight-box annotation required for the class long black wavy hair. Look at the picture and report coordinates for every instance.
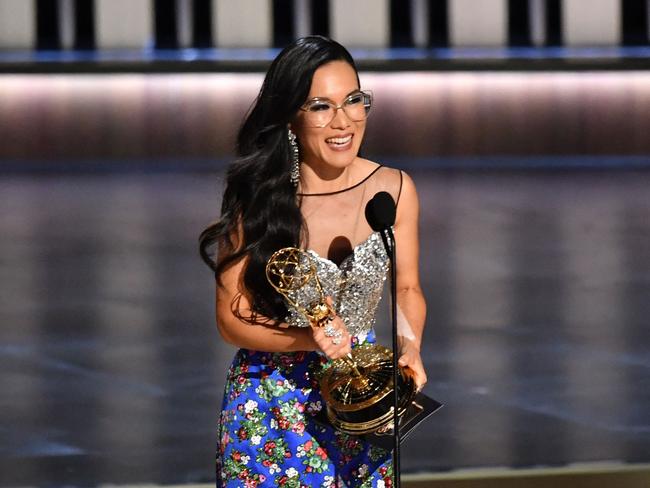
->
[199,36,359,322]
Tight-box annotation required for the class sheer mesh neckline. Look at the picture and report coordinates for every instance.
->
[297,164,401,263]
[297,165,383,197]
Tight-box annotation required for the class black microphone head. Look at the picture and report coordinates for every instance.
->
[365,191,396,231]
[365,198,378,231]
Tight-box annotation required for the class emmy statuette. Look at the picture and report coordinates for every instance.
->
[265,247,417,435]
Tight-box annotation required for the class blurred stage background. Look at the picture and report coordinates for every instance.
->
[1,1,650,487]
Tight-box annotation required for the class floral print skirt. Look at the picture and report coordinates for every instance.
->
[216,331,392,487]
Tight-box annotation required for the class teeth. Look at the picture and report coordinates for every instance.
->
[326,135,352,145]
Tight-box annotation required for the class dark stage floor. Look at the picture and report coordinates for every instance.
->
[1,168,649,487]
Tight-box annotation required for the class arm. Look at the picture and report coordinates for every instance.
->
[393,171,428,388]
[216,252,352,358]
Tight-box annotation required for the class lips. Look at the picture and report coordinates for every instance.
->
[325,134,353,150]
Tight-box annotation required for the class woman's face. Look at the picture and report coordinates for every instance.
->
[291,60,366,172]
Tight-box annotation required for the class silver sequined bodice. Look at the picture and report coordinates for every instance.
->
[284,232,390,336]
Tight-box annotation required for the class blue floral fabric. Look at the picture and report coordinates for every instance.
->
[216,331,393,487]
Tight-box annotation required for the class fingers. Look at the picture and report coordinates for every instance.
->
[398,352,428,391]
[409,368,427,392]
[311,315,351,360]
[315,334,351,359]
[323,340,352,360]
[313,297,351,359]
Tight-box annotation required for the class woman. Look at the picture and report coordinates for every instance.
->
[200,36,427,487]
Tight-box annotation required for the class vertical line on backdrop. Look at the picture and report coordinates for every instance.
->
[529,0,546,46]
[273,0,295,47]
[645,0,650,43]
[293,0,311,40]
[428,0,449,47]
[176,0,192,48]
[310,0,329,37]
[154,0,178,49]
[622,0,650,45]
[390,0,414,47]
[412,0,429,47]
[192,0,212,47]
[37,0,62,50]
[74,0,95,50]
[59,0,75,49]
[508,0,532,46]
[545,0,562,46]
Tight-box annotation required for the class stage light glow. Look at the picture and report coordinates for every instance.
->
[1,71,650,161]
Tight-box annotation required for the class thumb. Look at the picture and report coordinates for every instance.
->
[398,355,408,367]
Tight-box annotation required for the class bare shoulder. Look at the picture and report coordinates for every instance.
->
[357,158,404,186]
[393,170,419,224]
[398,169,417,197]
[358,158,410,179]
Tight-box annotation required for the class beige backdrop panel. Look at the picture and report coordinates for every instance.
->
[563,0,621,46]
[213,0,272,48]
[449,0,507,47]
[0,0,35,49]
[330,0,389,48]
[96,0,153,49]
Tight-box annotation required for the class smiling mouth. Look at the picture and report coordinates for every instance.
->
[325,134,353,148]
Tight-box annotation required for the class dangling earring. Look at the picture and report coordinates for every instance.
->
[288,128,300,187]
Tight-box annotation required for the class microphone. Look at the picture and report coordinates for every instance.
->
[365,191,396,232]
[365,191,402,487]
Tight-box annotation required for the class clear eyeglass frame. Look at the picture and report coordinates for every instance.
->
[299,90,373,128]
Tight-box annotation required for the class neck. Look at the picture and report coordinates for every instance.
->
[300,160,355,194]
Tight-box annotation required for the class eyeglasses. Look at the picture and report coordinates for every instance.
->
[299,90,373,128]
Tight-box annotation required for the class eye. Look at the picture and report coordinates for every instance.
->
[345,93,364,105]
[307,102,331,112]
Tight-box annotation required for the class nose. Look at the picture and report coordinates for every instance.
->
[330,106,351,129]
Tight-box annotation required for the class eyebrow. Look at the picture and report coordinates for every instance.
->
[305,89,362,103]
